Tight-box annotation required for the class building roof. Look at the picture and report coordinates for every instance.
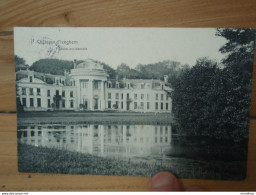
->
[17,77,45,84]
[75,59,104,70]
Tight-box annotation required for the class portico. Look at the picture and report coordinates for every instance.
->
[69,59,108,111]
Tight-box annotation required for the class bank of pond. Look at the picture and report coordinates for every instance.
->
[18,140,247,180]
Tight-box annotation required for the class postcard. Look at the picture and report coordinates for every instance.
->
[14,27,255,180]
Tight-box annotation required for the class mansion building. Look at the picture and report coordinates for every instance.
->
[16,59,172,113]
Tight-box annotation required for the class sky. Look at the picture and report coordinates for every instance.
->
[14,27,227,69]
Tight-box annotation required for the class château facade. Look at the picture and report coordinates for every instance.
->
[16,59,172,113]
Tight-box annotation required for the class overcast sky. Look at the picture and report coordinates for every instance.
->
[14,27,227,69]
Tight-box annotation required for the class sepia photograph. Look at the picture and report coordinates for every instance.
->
[14,27,255,180]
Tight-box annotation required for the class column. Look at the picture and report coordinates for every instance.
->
[76,79,81,110]
[124,92,127,110]
[101,80,105,111]
[88,79,94,110]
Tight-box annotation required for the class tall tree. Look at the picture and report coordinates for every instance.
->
[15,55,26,65]
[116,63,131,79]
[172,58,222,136]
[171,28,255,141]
[216,28,255,68]
[215,28,255,139]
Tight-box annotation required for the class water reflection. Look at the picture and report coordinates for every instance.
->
[18,124,172,159]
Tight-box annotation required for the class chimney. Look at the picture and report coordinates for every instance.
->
[164,75,168,83]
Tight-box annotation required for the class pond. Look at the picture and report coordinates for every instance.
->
[17,123,247,179]
[18,124,172,161]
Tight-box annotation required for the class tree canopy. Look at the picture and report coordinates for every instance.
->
[171,28,255,141]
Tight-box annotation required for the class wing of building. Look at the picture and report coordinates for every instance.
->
[16,59,172,113]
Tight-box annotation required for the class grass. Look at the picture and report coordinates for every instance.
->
[17,111,174,125]
[18,143,246,180]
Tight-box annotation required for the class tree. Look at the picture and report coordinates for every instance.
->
[15,55,29,72]
[116,63,131,79]
[171,28,255,141]
[30,59,74,75]
[216,28,255,68]
[15,55,26,65]
[171,58,221,136]
[215,28,255,139]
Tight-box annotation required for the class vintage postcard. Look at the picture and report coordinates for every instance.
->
[14,27,255,180]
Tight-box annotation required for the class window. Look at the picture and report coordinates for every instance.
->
[141,94,144,100]
[166,103,168,110]
[141,83,145,89]
[147,94,149,100]
[70,100,74,108]
[165,127,168,134]
[22,98,26,107]
[134,102,137,109]
[70,91,73,98]
[115,101,119,109]
[166,95,168,100]
[94,81,99,89]
[134,94,137,100]
[108,93,111,99]
[141,102,144,109]
[147,102,150,109]
[62,100,65,108]
[127,93,129,99]
[22,88,26,95]
[155,127,157,135]
[56,80,59,85]
[29,88,33,95]
[155,137,157,143]
[48,99,51,108]
[29,76,33,83]
[155,102,158,110]
[62,90,65,97]
[82,81,88,88]
[30,98,34,107]
[47,90,50,97]
[116,93,119,99]
[37,88,41,96]
[161,94,163,100]
[160,127,163,135]
[108,101,111,108]
[121,93,123,99]
[161,102,163,110]
[31,131,34,136]
[156,94,158,100]
[121,102,123,109]
[37,98,41,107]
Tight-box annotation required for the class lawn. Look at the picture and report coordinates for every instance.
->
[18,143,246,180]
[17,111,174,125]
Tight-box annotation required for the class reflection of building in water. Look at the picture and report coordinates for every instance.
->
[16,59,172,113]
[18,124,172,158]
